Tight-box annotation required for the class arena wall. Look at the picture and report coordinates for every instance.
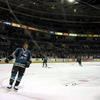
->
[0,58,100,64]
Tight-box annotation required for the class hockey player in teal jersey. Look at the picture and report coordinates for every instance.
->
[5,42,31,90]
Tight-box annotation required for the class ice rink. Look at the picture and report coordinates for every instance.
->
[0,62,100,100]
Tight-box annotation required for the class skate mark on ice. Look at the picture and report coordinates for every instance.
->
[65,79,89,86]
[0,76,13,93]
[16,92,46,100]
[79,80,89,82]
[47,67,52,68]
[65,82,79,86]
[0,77,9,89]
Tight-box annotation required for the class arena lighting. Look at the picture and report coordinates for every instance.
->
[67,0,75,3]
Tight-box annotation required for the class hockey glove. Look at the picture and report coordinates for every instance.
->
[5,58,9,63]
[25,61,32,68]
[5,55,14,63]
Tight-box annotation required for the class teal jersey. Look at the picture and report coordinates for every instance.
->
[14,48,31,64]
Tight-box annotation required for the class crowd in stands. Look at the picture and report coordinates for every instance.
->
[0,26,100,59]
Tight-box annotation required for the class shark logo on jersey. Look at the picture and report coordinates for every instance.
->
[20,53,27,59]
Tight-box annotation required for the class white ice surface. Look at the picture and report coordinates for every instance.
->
[0,62,100,100]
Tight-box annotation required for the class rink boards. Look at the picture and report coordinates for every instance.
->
[0,58,99,64]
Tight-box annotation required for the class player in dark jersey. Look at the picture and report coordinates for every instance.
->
[5,42,31,90]
[42,57,48,68]
[77,56,82,66]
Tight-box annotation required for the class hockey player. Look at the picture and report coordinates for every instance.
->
[42,57,48,68]
[5,42,31,90]
[77,56,82,66]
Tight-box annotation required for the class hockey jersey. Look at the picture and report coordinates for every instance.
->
[13,48,31,67]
